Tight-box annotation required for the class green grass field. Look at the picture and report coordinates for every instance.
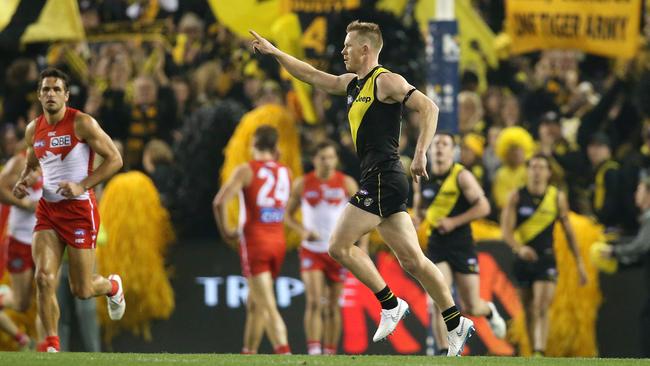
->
[0,353,648,366]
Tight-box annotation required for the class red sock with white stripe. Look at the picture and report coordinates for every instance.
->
[15,332,29,346]
[108,279,119,297]
[323,344,337,355]
[307,340,321,355]
[37,335,60,352]
[273,344,291,354]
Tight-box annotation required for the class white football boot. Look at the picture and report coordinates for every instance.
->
[487,301,507,339]
[447,316,475,356]
[372,298,410,342]
[107,274,126,320]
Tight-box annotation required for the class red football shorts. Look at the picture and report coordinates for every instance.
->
[35,198,99,249]
[240,235,286,279]
[300,247,346,283]
[7,237,34,273]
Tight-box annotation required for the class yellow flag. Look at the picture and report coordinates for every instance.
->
[0,0,85,45]
[207,0,281,39]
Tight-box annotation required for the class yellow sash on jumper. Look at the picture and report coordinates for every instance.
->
[347,67,389,149]
[515,186,558,245]
[425,163,464,232]
[594,160,618,211]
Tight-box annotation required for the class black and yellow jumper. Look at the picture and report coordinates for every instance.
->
[346,66,409,217]
[420,163,473,242]
[420,163,479,274]
[515,185,559,256]
[591,159,620,227]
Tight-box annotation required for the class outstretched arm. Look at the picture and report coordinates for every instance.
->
[250,30,355,95]
[376,73,438,183]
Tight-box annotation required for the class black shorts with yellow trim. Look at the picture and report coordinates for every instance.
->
[427,231,479,275]
[514,250,557,288]
[349,169,408,218]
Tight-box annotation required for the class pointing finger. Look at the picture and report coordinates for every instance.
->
[249,30,262,41]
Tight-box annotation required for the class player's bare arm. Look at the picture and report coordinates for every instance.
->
[377,73,439,183]
[285,177,319,241]
[558,190,588,285]
[0,154,35,210]
[13,120,40,200]
[212,164,253,243]
[502,190,538,261]
[56,113,122,198]
[438,170,490,234]
[249,30,355,95]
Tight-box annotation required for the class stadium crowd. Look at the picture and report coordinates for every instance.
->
[0,2,648,238]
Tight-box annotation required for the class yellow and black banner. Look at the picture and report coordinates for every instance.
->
[506,0,641,59]
[0,0,85,48]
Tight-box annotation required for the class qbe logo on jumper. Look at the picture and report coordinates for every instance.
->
[50,135,72,147]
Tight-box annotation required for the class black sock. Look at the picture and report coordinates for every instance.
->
[486,308,493,320]
[437,348,448,356]
[374,286,398,310]
[441,306,461,331]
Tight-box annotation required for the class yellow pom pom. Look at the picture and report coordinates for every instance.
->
[590,241,618,274]
[495,126,536,162]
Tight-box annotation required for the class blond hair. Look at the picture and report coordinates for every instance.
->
[346,20,383,52]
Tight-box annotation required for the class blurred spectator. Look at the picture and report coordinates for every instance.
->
[143,139,175,207]
[482,86,503,128]
[0,124,20,163]
[458,91,485,134]
[172,13,208,73]
[125,75,176,168]
[2,59,38,125]
[171,75,193,138]
[460,133,487,190]
[500,94,521,128]
[537,111,589,208]
[461,70,479,92]
[618,122,650,234]
[586,133,621,229]
[483,125,503,184]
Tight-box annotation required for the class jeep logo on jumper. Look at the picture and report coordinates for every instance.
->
[50,135,71,147]
[355,96,371,103]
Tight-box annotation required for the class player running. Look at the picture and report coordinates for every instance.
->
[251,21,474,355]
[0,147,42,350]
[413,133,506,355]
[13,68,125,352]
